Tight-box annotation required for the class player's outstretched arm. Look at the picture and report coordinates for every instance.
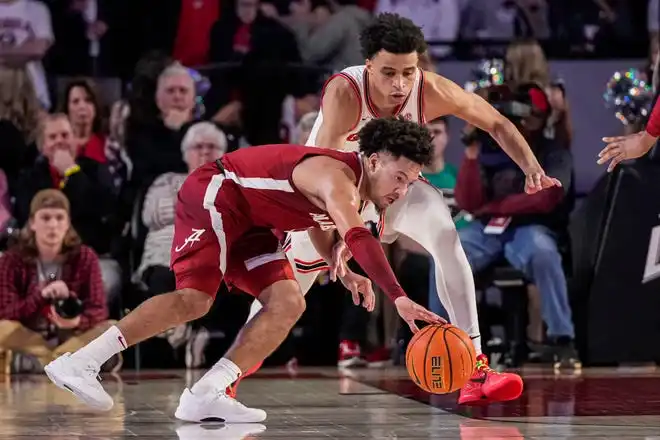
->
[309,76,361,150]
[426,73,560,194]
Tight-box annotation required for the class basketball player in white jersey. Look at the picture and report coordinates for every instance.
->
[174,13,559,416]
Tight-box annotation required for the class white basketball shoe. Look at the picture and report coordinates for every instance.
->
[175,387,267,423]
[44,352,114,411]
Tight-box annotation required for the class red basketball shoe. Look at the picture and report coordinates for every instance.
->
[226,360,263,399]
[458,354,523,405]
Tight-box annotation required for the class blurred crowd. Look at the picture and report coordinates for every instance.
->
[0,0,655,373]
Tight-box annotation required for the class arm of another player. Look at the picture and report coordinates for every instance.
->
[425,73,561,194]
[316,168,445,331]
[598,98,660,171]
[309,76,361,149]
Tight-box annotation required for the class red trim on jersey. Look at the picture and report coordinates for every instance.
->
[321,73,362,132]
[417,68,427,124]
[363,70,412,119]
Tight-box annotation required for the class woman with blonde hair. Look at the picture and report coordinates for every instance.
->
[505,39,572,149]
[0,65,42,189]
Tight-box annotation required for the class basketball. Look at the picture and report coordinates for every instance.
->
[405,324,477,394]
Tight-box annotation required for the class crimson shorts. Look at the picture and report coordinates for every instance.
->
[169,165,295,298]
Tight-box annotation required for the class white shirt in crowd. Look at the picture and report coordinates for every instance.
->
[0,0,53,109]
[375,0,461,58]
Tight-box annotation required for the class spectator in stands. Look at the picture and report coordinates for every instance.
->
[504,39,573,149]
[0,65,41,194]
[60,78,131,192]
[375,0,460,59]
[125,62,193,192]
[0,189,118,373]
[13,114,121,307]
[274,0,371,72]
[47,0,108,76]
[0,0,54,109]
[133,0,222,69]
[461,0,550,55]
[454,83,579,367]
[206,0,303,145]
[134,121,226,368]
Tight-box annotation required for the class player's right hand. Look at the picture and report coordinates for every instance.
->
[329,240,352,282]
[394,297,446,333]
[598,131,655,172]
[338,270,375,312]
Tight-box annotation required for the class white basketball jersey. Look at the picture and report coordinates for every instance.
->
[306,65,427,151]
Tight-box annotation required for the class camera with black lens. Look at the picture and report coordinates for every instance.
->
[461,83,548,166]
[53,296,84,319]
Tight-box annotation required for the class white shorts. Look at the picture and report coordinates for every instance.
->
[283,198,399,295]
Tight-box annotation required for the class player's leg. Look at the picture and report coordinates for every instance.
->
[384,181,482,352]
[245,230,324,322]
[385,181,523,404]
[44,169,227,411]
[176,230,303,423]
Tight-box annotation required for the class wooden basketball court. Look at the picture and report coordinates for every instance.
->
[0,366,658,439]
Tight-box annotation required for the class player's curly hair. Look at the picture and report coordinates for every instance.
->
[358,117,433,166]
[360,13,428,60]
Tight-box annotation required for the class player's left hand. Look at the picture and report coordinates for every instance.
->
[338,270,375,312]
[524,170,562,194]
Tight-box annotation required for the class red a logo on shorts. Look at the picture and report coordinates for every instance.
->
[346,133,359,142]
[175,228,206,252]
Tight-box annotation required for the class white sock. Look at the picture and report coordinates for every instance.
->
[71,326,127,365]
[471,335,483,356]
[191,358,241,395]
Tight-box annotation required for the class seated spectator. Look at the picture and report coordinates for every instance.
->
[279,0,371,72]
[454,84,580,368]
[0,0,54,109]
[134,122,227,368]
[206,0,302,145]
[61,78,132,194]
[13,114,121,307]
[376,0,460,59]
[0,189,119,373]
[0,65,42,193]
[125,62,194,191]
[504,39,573,149]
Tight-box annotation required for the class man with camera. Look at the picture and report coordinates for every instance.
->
[0,189,118,373]
[455,83,580,368]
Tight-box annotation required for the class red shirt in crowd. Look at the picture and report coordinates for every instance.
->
[173,0,221,66]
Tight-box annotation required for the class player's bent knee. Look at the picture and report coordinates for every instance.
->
[259,280,306,321]
[175,288,214,320]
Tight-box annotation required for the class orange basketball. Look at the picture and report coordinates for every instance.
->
[405,324,477,394]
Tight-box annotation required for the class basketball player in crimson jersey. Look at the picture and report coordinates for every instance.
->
[228,13,561,407]
[44,117,444,422]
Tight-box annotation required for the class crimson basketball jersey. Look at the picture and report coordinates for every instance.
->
[216,144,364,232]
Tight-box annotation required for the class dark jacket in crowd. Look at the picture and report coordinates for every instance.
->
[455,135,574,231]
[14,156,119,255]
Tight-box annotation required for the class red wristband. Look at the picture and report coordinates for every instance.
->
[344,226,406,302]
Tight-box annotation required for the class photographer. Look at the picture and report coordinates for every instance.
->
[0,190,118,373]
[454,83,579,368]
